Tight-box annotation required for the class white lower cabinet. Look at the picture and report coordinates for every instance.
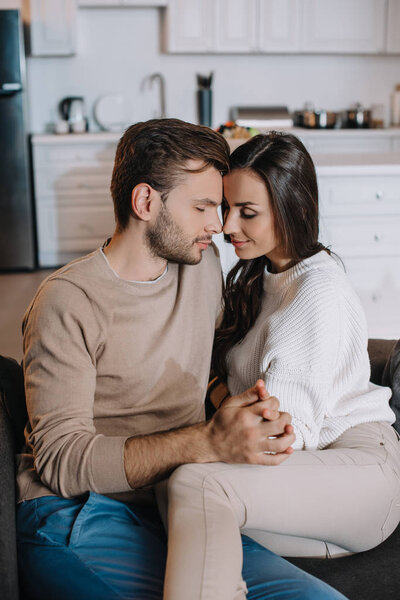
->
[216,165,400,339]
[32,137,117,267]
[318,172,400,338]
[31,135,400,338]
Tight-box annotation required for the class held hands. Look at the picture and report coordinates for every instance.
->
[208,380,295,466]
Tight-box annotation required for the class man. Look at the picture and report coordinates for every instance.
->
[16,119,345,599]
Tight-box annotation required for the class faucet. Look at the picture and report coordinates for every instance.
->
[143,73,166,119]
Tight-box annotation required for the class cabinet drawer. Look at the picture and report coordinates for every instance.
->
[319,176,400,216]
[35,166,113,196]
[343,256,400,338]
[37,203,115,252]
[33,143,117,167]
[310,136,391,155]
[320,216,400,257]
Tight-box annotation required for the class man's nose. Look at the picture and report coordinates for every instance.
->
[205,212,222,235]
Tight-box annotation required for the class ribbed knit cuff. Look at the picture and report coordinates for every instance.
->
[91,434,132,494]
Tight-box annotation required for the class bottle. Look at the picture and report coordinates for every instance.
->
[391,84,400,126]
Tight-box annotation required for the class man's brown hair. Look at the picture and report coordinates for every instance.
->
[110,118,230,230]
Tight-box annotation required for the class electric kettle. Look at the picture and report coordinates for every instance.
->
[59,96,88,132]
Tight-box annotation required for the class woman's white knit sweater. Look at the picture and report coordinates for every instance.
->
[227,251,395,450]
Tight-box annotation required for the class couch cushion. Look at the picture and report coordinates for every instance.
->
[382,340,400,434]
[0,355,27,452]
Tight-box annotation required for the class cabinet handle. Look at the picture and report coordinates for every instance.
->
[375,190,384,200]
[373,232,383,242]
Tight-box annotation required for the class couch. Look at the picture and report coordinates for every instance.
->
[0,339,399,600]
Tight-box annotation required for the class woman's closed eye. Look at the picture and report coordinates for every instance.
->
[241,209,257,219]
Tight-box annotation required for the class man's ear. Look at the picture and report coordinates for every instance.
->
[131,184,159,221]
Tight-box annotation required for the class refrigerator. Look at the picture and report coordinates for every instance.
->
[0,9,35,270]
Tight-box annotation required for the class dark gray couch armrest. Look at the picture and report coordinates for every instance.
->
[0,391,20,600]
[368,339,397,385]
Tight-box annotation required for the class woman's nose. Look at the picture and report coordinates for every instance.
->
[223,211,235,236]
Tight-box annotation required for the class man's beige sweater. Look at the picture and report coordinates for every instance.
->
[17,245,222,503]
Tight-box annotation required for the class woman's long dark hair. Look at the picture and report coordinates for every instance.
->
[212,132,330,381]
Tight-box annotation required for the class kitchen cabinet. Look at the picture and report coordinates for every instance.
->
[318,166,400,338]
[216,152,400,338]
[163,0,213,52]
[31,135,117,267]
[301,0,386,54]
[30,134,400,338]
[258,0,301,53]
[386,0,400,52]
[78,1,167,6]
[214,0,257,53]
[165,0,390,55]
[22,0,77,56]
[164,0,259,53]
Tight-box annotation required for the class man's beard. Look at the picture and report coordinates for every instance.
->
[145,202,209,265]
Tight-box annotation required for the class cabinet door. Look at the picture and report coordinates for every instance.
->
[164,0,213,53]
[214,0,257,52]
[301,0,386,54]
[343,257,400,339]
[386,0,400,53]
[259,0,301,52]
[25,0,77,56]
[79,1,167,6]
[78,0,120,6]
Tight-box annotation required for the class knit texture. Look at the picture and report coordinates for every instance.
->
[227,251,394,450]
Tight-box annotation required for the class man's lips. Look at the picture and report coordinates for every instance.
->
[195,239,212,250]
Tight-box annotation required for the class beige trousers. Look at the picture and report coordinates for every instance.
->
[158,422,400,600]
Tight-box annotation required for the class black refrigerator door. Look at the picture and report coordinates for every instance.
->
[0,92,35,270]
[0,10,22,85]
[0,10,35,270]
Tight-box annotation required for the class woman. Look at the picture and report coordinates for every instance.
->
[160,133,400,600]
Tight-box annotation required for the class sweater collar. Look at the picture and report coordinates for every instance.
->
[264,251,334,293]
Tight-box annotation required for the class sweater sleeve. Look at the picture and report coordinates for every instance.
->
[23,279,132,498]
[261,274,341,450]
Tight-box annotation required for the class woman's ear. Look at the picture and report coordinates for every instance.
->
[131,184,157,221]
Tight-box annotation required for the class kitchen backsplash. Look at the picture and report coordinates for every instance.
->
[26,7,400,133]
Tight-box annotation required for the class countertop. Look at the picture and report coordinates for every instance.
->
[313,153,400,175]
[31,126,400,145]
[30,130,400,174]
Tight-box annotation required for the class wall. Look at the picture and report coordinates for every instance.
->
[6,4,400,133]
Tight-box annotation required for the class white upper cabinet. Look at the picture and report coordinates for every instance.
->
[259,0,301,52]
[78,0,119,5]
[164,0,213,52]
[386,0,400,52]
[23,0,77,56]
[214,0,257,52]
[301,0,386,53]
[78,1,167,5]
[165,0,392,54]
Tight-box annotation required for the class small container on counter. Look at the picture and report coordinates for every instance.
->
[53,120,69,135]
[391,84,400,126]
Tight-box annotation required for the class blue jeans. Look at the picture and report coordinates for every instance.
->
[17,492,347,600]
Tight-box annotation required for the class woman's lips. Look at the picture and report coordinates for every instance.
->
[231,239,248,248]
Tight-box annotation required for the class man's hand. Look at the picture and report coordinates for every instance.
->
[206,380,295,466]
[124,380,294,488]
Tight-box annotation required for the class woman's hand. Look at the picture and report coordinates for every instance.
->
[207,380,296,465]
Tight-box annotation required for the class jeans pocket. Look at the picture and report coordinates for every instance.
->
[33,494,90,548]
